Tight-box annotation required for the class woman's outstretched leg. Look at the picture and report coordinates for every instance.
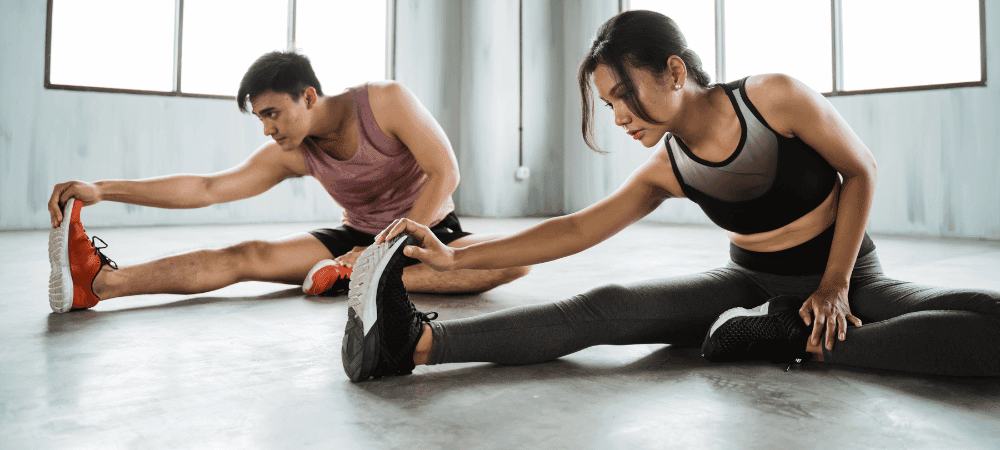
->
[424,269,769,366]
[345,237,769,381]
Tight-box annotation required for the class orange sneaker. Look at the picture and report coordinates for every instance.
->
[48,198,118,313]
[302,259,352,296]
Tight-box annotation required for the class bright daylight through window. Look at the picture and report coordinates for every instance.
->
[181,0,287,96]
[49,0,175,92]
[628,0,984,94]
[629,0,717,84]
[296,0,389,94]
[47,0,389,97]
[724,0,832,93]
[841,0,982,91]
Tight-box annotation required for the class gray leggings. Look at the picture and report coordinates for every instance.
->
[427,251,1000,376]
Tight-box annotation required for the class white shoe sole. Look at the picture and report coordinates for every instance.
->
[347,235,409,337]
[302,259,336,295]
[707,301,770,337]
[47,198,75,313]
[342,234,410,381]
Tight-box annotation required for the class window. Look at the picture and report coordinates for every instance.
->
[48,0,176,92]
[841,0,983,91]
[725,0,832,93]
[296,0,389,95]
[180,0,288,96]
[629,0,716,84]
[626,0,986,95]
[45,0,391,98]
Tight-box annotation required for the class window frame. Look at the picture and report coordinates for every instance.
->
[43,0,397,99]
[623,0,987,97]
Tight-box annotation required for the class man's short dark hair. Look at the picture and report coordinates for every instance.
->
[237,51,324,113]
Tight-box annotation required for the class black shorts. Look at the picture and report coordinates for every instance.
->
[308,212,472,267]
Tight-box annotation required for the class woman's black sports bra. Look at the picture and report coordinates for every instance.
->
[665,76,838,235]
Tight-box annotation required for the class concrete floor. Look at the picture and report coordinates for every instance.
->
[2,217,1000,449]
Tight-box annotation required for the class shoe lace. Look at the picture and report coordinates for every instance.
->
[90,236,118,270]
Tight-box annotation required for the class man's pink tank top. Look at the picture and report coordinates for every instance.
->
[299,85,454,235]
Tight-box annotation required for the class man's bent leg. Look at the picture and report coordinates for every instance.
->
[93,233,334,300]
[402,234,530,294]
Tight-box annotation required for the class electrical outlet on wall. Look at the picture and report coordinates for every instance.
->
[515,166,531,181]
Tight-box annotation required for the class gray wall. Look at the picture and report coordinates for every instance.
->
[395,0,565,218]
[3,1,999,240]
[828,81,1000,238]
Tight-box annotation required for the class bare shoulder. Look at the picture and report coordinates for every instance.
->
[744,73,807,99]
[636,140,685,199]
[363,80,414,114]
[743,73,819,138]
[359,81,416,141]
[364,80,407,99]
[252,140,310,177]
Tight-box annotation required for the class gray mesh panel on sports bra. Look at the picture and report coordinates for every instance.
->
[668,89,778,202]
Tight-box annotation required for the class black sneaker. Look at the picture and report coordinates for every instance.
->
[341,234,437,382]
[702,295,812,364]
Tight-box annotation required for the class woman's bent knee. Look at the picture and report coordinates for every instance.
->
[583,283,631,300]
[968,291,1000,318]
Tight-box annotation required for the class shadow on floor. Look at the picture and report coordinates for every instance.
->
[43,287,314,334]
[347,345,1000,413]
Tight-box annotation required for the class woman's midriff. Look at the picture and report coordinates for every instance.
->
[727,180,840,252]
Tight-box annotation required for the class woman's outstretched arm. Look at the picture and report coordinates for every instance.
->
[376,150,678,271]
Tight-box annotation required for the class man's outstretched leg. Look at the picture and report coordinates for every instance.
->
[304,233,531,297]
[48,199,334,312]
[304,214,531,297]
[401,234,531,294]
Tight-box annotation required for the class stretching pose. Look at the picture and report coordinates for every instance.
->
[46,51,529,314]
[341,10,1000,381]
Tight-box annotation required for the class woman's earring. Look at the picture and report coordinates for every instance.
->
[674,84,682,90]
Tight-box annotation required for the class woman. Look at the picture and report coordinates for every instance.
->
[343,10,1000,381]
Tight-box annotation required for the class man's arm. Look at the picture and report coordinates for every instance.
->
[367,81,459,226]
[48,142,304,227]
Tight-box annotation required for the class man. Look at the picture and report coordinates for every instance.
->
[46,51,529,313]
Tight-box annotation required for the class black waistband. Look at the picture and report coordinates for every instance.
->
[729,225,875,276]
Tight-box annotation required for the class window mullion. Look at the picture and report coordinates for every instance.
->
[44,0,53,88]
[715,0,725,83]
[174,0,184,94]
[287,0,296,51]
[831,0,843,93]
[387,0,396,79]
[978,0,987,84]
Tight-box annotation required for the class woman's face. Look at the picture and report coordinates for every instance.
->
[593,63,680,148]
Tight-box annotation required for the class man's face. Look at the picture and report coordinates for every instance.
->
[250,89,312,150]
